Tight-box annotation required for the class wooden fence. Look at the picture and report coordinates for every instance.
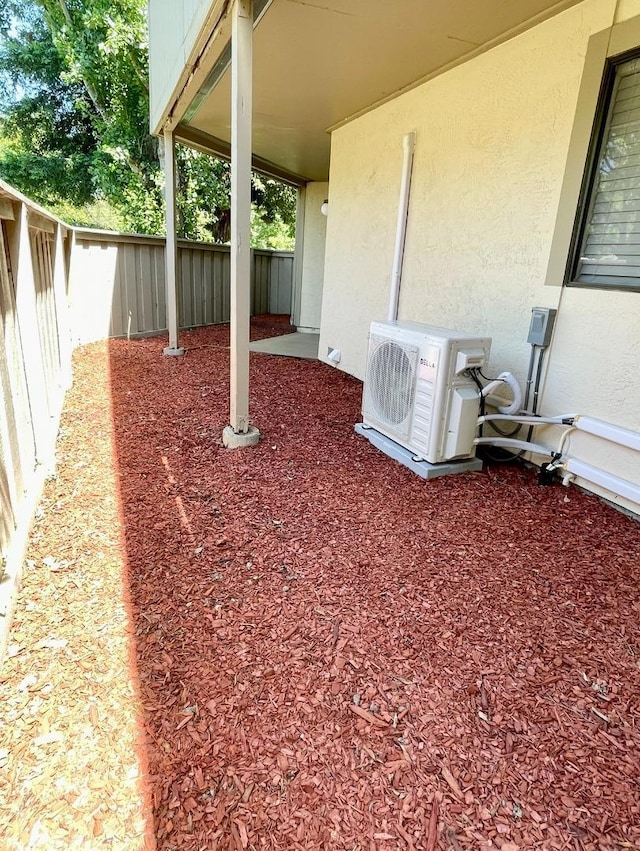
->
[0,180,293,654]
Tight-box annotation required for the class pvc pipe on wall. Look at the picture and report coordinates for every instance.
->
[565,457,640,506]
[387,132,416,322]
[162,128,183,356]
[574,416,640,453]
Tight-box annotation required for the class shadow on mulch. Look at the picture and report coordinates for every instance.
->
[107,320,640,851]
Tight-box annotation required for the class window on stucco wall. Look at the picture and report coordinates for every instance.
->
[569,51,640,292]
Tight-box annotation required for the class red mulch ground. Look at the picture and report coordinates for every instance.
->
[1,318,639,850]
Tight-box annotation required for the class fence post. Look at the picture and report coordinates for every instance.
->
[52,224,72,387]
[12,204,54,468]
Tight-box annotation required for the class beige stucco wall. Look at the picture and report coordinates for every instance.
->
[319,0,640,513]
[297,182,328,332]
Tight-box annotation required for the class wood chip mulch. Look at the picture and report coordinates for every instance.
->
[1,319,639,851]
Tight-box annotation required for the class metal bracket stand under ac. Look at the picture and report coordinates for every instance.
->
[355,424,483,480]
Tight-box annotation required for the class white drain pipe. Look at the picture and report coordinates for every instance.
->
[387,132,416,322]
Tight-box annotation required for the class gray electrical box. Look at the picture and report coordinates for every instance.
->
[527,307,557,347]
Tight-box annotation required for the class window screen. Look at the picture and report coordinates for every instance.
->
[573,56,640,289]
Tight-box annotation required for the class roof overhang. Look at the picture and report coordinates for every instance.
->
[160,0,584,183]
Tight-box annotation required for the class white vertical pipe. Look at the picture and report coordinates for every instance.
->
[387,131,416,322]
[229,0,253,434]
[163,127,184,356]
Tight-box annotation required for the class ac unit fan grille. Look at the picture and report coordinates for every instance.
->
[365,338,418,432]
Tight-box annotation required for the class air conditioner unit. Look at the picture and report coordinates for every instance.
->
[362,320,491,464]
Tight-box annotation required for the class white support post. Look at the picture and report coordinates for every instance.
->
[163,127,184,356]
[223,0,260,448]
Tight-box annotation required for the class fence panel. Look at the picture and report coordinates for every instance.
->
[0,181,295,656]
[2,211,295,565]
[0,185,71,649]
[178,243,232,328]
[252,251,271,315]
[70,231,292,343]
[30,227,61,410]
[268,253,294,314]
[0,219,33,557]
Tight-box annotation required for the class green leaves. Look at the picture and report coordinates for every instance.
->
[0,0,295,245]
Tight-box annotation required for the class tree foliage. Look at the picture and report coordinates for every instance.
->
[0,2,97,205]
[0,0,296,246]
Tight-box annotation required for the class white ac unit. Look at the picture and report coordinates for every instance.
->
[362,320,491,464]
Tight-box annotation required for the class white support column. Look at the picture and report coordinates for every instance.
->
[223,0,260,448]
[163,127,184,356]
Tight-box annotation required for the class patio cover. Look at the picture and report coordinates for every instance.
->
[155,0,584,183]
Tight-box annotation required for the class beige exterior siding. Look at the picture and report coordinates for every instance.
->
[319,0,640,513]
[298,182,328,332]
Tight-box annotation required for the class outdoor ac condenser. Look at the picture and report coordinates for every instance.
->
[362,320,491,464]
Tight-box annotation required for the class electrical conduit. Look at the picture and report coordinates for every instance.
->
[387,132,416,322]
[573,416,640,452]
[564,458,640,506]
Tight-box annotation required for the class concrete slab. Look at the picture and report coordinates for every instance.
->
[355,423,483,479]
[249,331,319,360]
